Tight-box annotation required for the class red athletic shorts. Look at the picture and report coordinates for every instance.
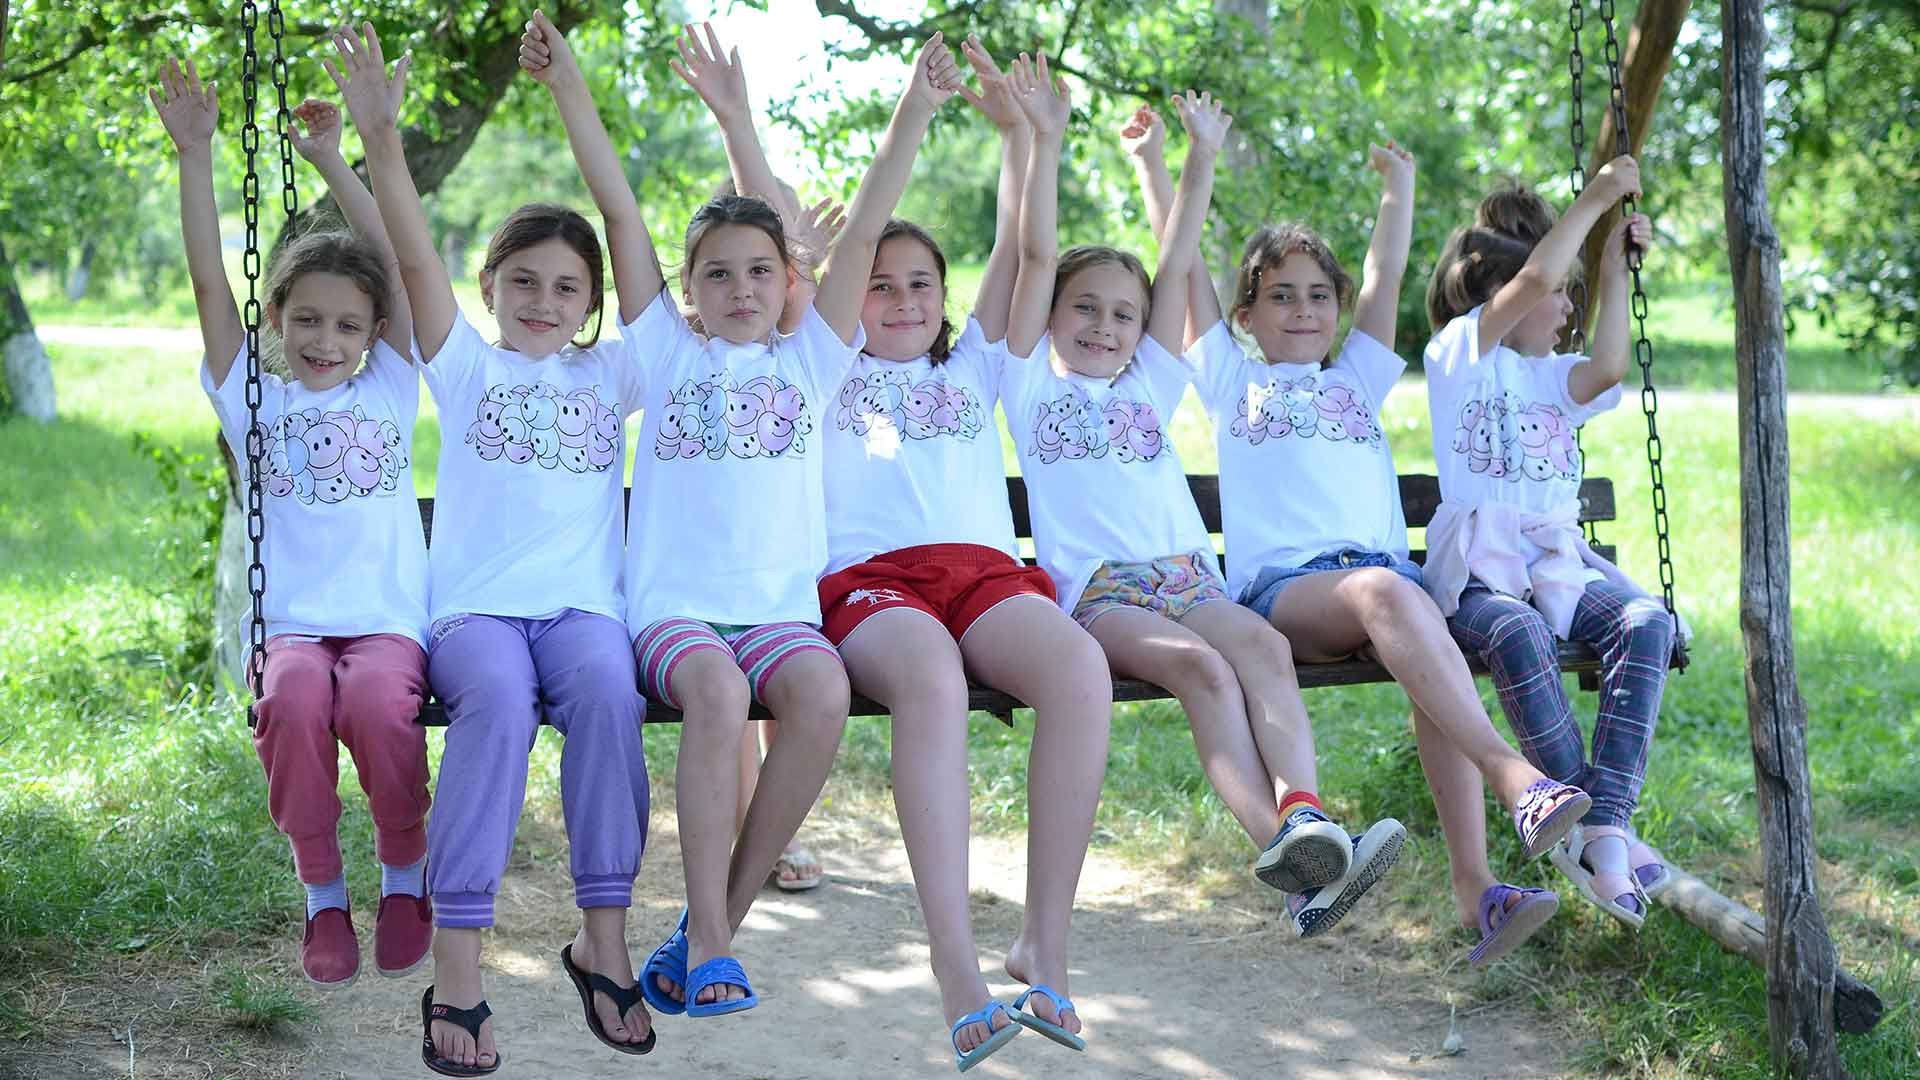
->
[818,543,1056,646]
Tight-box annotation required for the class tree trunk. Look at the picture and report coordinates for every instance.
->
[1,238,57,422]
[66,239,95,301]
[1578,0,1690,336]
[1210,0,1269,311]
[1722,1,1845,1075]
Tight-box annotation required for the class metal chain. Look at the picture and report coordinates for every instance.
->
[1596,0,1685,668]
[269,0,298,223]
[1566,0,1596,542]
[240,1,268,707]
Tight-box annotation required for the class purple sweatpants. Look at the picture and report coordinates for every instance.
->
[425,609,648,928]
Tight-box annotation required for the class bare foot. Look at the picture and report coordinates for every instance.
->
[684,915,750,1008]
[951,1000,1016,1054]
[429,930,497,1071]
[1002,938,1082,1037]
[571,916,652,1047]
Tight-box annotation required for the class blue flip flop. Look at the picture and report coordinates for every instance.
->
[685,955,758,1017]
[639,910,689,1017]
[1010,984,1084,1051]
[952,1000,1021,1072]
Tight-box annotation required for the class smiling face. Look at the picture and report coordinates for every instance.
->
[1503,277,1573,357]
[861,234,947,362]
[270,272,384,392]
[684,223,788,345]
[1239,251,1340,365]
[1048,261,1148,379]
[480,237,594,356]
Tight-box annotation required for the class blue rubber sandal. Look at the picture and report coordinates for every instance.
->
[1010,984,1084,1051]
[685,955,758,1018]
[952,1000,1021,1072]
[639,910,689,1017]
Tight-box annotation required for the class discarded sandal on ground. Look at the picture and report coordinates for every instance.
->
[770,847,825,892]
[560,943,656,1055]
[1468,883,1559,968]
[420,985,501,1077]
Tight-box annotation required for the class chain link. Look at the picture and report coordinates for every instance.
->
[1595,0,1685,668]
[1567,2,1598,541]
[240,1,268,707]
[269,0,298,222]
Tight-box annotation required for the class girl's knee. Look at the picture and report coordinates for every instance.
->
[1352,568,1432,622]
[676,660,752,718]
[1622,601,1676,650]
[1487,609,1557,664]
[1162,642,1238,700]
[767,652,851,718]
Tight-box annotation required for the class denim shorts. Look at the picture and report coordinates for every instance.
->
[1238,549,1425,620]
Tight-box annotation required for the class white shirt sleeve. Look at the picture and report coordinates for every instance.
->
[785,302,866,401]
[417,310,490,403]
[355,340,422,429]
[1184,319,1245,415]
[1550,352,1624,426]
[1130,335,1195,412]
[1333,328,1406,410]
[621,289,703,417]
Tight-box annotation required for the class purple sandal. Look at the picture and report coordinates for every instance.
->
[1625,829,1674,899]
[1512,779,1592,859]
[1468,883,1559,968]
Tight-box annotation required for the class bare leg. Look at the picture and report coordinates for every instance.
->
[1086,606,1281,846]
[1177,600,1319,827]
[962,597,1111,1039]
[1410,706,1498,929]
[567,907,652,1045]
[428,928,495,1069]
[669,652,751,1005]
[1265,569,1544,810]
[838,609,1009,1054]
[739,715,820,889]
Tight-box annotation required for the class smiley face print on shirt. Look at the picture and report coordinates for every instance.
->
[257,405,408,504]
[653,371,814,461]
[466,382,622,474]
[1030,389,1168,465]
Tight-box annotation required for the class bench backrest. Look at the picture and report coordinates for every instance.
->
[414,475,1617,564]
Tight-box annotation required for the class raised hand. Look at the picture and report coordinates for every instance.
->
[289,98,344,163]
[1367,138,1415,189]
[519,9,584,90]
[1009,53,1071,139]
[150,58,217,151]
[789,195,847,275]
[1171,90,1231,156]
[323,21,411,134]
[906,31,964,112]
[1594,154,1642,201]
[669,21,750,123]
[1606,211,1653,265]
[1119,104,1165,159]
[956,35,1024,132]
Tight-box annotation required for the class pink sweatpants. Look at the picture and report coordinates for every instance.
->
[252,633,431,883]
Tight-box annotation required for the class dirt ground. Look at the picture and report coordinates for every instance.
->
[2,803,1571,1080]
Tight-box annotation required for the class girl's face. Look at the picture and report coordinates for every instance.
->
[481,236,595,356]
[685,223,788,345]
[270,272,384,392]
[861,235,946,362]
[1048,262,1147,379]
[1238,251,1338,365]
[1505,280,1573,357]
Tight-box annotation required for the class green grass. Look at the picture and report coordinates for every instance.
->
[2,304,1917,1076]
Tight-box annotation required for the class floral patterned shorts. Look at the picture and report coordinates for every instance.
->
[1071,549,1230,630]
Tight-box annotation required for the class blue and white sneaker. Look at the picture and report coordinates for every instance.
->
[1287,818,1407,939]
[1254,803,1351,893]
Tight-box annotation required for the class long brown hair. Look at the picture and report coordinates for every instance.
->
[875,219,955,363]
[1425,182,1559,332]
[482,203,607,348]
[265,229,393,330]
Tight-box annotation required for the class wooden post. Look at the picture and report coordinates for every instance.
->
[1721,1,1844,1075]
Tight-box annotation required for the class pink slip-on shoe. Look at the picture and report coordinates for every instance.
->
[302,907,360,988]
[375,893,433,977]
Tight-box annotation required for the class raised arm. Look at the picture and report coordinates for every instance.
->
[327,23,453,359]
[1352,140,1415,350]
[813,33,962,344]
[289,96,412,352]
[151,57,242,378]
[1004,53,1069,359]
[671,23,792,220]
[1569,211,1650,404]
[956,36,1030,342]
[1146,91,1229,354]
[1478,154,1639,357]
[521,10,663,321]
[1122,104,1219,345]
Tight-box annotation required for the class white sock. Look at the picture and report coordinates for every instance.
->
[305,876,349,919]
[381,855,427,898]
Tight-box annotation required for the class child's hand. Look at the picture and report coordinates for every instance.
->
[905,31,964,112]
[519,10,584,91]
[150,58,217,151]
[789,195,847,276]
[1594,154,1642,201]
[1009,53,1071,140]
[669,22,750,123]
[1367,139,1415,189]
[956,35,1025,133]
[289,99,344,163]
[1118,105,1165,159]
[324,22,411,134]
[1171,90,1231,156]
[1603,211,1653,267]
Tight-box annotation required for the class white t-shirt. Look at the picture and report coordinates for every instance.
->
[1000,335,1211,611]
[419,310,645,625]
[1189,321,1409,597]
[822,317,1018,574]
[202,341,429,646]
[625,293,861,631]
[1424,304,1623,571]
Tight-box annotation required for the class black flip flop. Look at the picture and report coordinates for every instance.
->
[420,985,502,1077]
[560,943,657,1055]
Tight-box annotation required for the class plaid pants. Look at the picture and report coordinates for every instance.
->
[1447,578,1675,828]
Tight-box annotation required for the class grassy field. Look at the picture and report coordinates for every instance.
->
[2,283,1916,1077]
